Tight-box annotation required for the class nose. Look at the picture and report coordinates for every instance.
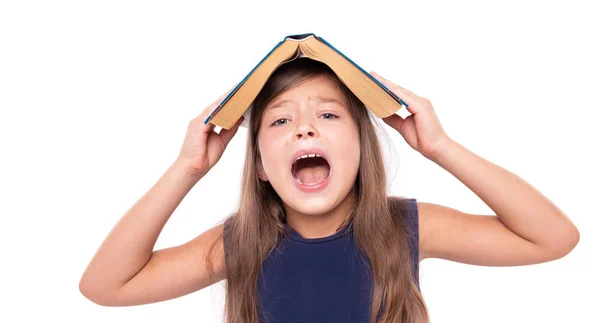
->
[293,118,319,140]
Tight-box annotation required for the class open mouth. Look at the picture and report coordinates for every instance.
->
[291,154,331,185]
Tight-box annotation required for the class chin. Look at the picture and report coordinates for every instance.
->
[277,178,355,216]
[286,194,340,216]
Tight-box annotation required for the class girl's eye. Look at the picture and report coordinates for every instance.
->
[270,114,337,126]
[271,118,289,126]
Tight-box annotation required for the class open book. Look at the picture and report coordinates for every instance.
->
[204,33,409,129]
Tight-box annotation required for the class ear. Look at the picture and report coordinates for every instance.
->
[256,158,269,182]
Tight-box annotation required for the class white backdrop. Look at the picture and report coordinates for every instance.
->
[1,1,598,322]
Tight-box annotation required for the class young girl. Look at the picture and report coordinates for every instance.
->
[79,58,580,323]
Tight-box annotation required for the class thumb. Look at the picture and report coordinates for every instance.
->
[382,113,405,131]
[218,116,244,146]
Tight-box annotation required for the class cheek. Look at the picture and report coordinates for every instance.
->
[333,128,361,174]
[258,136,286,175]
[348,136,361,173]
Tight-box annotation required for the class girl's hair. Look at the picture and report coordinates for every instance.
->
[207,58,429,323]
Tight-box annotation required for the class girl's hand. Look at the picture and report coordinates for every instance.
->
[175,87,244,178]
[370,71,452,160]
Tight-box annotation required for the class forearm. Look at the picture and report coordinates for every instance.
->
[80,161,202,292]
[431,138,579,253]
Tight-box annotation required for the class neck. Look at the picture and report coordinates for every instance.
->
[283,191,356,239]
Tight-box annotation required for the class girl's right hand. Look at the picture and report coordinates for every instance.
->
[176,87,244,178]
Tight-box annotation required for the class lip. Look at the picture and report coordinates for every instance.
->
[289,147,332,193]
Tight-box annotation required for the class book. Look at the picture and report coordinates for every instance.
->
[204,33,409,129]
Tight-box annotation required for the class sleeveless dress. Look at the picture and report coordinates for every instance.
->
[223,198,420,323]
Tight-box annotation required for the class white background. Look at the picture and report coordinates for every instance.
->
[1,1,598,322]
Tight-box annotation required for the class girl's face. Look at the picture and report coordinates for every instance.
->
[257,76,360,216]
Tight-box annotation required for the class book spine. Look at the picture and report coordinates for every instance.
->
[204,40,286,125]
[316,36,409,109]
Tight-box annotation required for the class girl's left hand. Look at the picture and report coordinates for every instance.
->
[370,71,452,160]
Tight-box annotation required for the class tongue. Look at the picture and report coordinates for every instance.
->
[296,165,329,184]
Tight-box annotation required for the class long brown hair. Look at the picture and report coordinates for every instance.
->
[207,58,429,323]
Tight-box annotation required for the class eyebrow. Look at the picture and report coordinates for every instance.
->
[267,96,346,110]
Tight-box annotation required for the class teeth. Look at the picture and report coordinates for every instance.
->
[296,154,323,160]
[295,153,322,161]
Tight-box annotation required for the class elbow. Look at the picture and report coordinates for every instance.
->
[562,224,580,255]
[544,225,580,260]
[79,279,105,306]
[79,277,121,307]
[565,226,580,254]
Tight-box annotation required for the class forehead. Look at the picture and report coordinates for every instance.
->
[266,76,348,108]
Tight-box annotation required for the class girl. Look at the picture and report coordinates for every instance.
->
[79,58,580,323]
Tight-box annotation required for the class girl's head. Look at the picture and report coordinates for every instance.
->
[212,58,429,323]
[250,58,367,218]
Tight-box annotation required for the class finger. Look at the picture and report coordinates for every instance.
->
[200,122,216,135]
[370,71,417,97]
[382,113,405,130]
[218,116,244,146]
[370,71,413,100]
[370,71,421,115]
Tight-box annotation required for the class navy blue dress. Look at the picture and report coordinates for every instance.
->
[224,198,420,323]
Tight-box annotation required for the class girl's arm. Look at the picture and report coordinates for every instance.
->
[79,88,243,305]
[369,71,579,266]
[418,138,579,265]
[79,162,226,306]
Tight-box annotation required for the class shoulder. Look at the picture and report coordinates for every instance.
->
[388,197,421,284]
[387,196,418,229]
[410,201,453,262]
[393,199,452,262]
[387,197,419,253]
